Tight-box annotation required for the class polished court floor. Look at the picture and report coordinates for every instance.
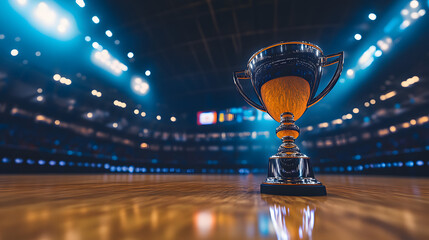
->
[0,174,427,240]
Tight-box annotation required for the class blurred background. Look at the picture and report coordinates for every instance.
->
[0,0,428,176]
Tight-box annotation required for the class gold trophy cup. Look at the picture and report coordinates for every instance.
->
[233,41,344,196]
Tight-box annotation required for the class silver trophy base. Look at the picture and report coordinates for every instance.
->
[260,154,327,196]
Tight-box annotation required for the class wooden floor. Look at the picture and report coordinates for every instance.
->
[0,174,428,240]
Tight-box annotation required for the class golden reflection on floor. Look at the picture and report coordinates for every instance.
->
[0,174,428,240]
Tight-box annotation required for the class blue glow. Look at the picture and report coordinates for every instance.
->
[84,36,91,42]
[15,158,23,164]
[145,70,151,76]
[38,160,45,165]
[416,160,424,166]
[364,117,370,123]
[10,0,78,40]
[49,160,56,166]
[2,158,10,163]
[405,161,414,167]
[104,163,110,169]
[59,161,66,166]
[27,159,35,165]
[92,16,100,24]
[110,166,116,172]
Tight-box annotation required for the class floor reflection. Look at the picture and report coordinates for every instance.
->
[262,196,323,240]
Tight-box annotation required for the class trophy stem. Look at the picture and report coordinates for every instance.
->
[261,112,327,196]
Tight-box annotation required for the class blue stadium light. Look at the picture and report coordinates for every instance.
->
[354,33,362,40]
[105,30,113,37]
[145,70,151,76]
[11,49,19,56]
[75,0,85,8]
[374,50,383,57]
[368,13,377,21]
[91,49,128,76]
[358,45,376,69]
[92,16,100,24]
[131,76,149,95]
[84,36,91,42]
[92,41,102,50]
[17,0,27,6]
[10,1,78,40]
[410,0,419,8]
[127,52,134,58]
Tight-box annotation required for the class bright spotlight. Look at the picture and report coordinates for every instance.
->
[353,108,359,114]
[87,112,93,118]
[75,0,85,8]
[368,13,377,20]
[53,74,61,81]
[410,0,419,8]
[92,42,102,50]
[170,116,176,122]
[37,88,43,93]
[92,16,100,24]
[10,49,19,56]
[145,70,151,76]
[34,2,57,26]
[354,33,362,40]
[127,52,134,58]
[36,96,44,102]
[419,9,426,16]
[141,112,146,117]
[35,51,41,56]
[134,109,140,115]
[17,0,27,6]
[400,20,411,30]
[105,30,113,37]
[374,50,382,57]
[411,12,419,19]
[346,69,354,77]
[112,122,118,128]
[401,9,409,15]
[57,18,70,33]
[85,36,91,42]
[156,115,161,120]
[131,77,149,95]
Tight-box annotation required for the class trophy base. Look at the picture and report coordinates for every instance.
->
[260,183,327,196]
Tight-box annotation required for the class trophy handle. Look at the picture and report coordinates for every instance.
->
[233,71,267,112]
[307,51,344,108]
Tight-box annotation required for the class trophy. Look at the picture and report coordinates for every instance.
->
[233,41,344,196]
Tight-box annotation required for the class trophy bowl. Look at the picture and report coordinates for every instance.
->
[233,41,344,196]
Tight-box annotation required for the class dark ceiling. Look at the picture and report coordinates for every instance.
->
[96,0,394,111]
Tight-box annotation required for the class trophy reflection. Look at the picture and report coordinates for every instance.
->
[233,41,344,196]
[262,196,320,240]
